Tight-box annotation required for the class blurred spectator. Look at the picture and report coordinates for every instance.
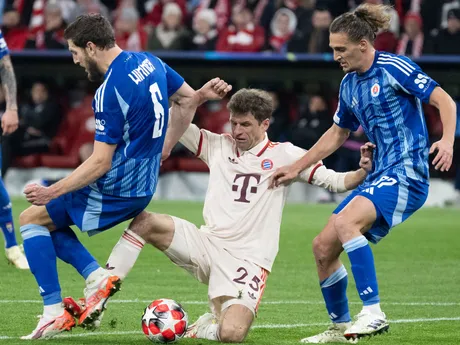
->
[191,9,218,51]
[266,90,291,142]
[286,0,314,53]
[374,30,398,53]
[2,5,28,50]
[440,0,460,29]
[308,8,332,53]
[266,8,297,52]
[2,82,61,175]
[195,0,231,31]
[147,3,191,51]
[316,0,350,18]
[425,8,460,55]
[25,2,67,50]
[68,0,110,22]
[289,93,331,150]
[216,6,265,52]
[397,11,424,58]
[235,0,276,30]
[115,7,147,51]
[142,0,187,28]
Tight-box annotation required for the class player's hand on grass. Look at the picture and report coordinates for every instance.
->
[429,139,453,172]
[198,78,232,103]
[269,164,301,188]
[24,183,54,206]
[1,109,19,135]
[359,142,375,172]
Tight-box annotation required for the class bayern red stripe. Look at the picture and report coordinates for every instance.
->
[122,234,143,249]
[123,232,144,247]
[196,132,204,157]
[308,163,323,184]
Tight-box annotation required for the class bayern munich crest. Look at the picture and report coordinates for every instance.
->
[261,159,274,170]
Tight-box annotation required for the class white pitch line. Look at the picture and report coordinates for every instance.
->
[0,299,459,306]
[1,317,459,340]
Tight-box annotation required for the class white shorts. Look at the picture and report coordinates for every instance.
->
[164,216,269,315]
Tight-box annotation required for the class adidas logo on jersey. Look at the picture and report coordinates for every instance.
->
[228,157,238,164]
[95,119,106,131]
[414,74,429,89]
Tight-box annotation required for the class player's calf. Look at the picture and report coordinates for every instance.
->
[218,304,253,343]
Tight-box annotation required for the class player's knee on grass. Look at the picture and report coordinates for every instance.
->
[19,206,55,230]
[219,304,253,343]
[129,211,174,251]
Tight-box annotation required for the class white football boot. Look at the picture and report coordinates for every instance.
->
[300,323,357,343]
[184,313,218,339]
[5,244,29,269]
[21,310,75,339]
[344,310,389,340]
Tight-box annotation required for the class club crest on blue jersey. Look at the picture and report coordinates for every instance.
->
[371,83,380,97]
[261,159,273,170]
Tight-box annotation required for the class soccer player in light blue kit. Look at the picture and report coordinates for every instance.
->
[0,30,29,269]
[18,14,229,339]
[270,4,456,343]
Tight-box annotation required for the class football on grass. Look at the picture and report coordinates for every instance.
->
[141,299,188,343]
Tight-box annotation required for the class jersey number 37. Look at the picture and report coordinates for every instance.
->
[149,82,165,139]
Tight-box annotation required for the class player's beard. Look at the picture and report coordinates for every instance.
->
[85,56,104,83]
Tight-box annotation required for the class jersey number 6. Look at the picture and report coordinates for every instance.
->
[149,82,165,139]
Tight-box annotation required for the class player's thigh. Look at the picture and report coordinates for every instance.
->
[312,214,344,265]
[129,211,175,251]
[208,252,268,317]
[218,302,254,343]
[19,205,56,231]
[162,216,212,284]
[334,195,377,243]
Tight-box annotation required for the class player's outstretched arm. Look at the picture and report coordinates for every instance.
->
[0,54,18,135]
[304,142,374,192]
[428,87,456,172]
[270,124,350,188]
[24,141,116,205]
[163,78,231,160]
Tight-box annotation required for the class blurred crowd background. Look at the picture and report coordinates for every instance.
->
[1,0,460,204]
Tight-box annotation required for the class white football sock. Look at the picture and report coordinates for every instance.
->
[105,229,145,280]
[43,303,65,319]
[197,323,220,341]
[85,267,108,286]
[362,303,382,315]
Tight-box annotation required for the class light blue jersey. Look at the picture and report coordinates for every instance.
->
[91,51,184,197]
[333,51,438,183]
[333,51,437,243]
[46,51,185,233]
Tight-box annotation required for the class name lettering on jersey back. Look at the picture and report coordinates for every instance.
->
[232,173,261,203]
[128,59,155,85]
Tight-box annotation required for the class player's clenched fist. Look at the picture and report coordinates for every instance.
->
[24,183,55,206]
[359,142,375,172]
[197,77,232,103]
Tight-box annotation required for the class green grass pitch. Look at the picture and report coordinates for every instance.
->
[0,198,459,344]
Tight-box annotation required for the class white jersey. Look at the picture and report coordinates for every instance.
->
[180,125,347,271]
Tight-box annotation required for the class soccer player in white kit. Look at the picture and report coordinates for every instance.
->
[67,87,375,342]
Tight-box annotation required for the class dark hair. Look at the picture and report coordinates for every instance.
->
[227,88,273,123]
[64,14,115,49]
[330,4,391,43]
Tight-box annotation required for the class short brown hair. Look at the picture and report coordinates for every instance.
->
[64,14,115,49]
[330,4,391,43]
[227,88,273,124]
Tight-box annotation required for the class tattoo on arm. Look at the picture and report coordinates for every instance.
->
[0,55,17,110]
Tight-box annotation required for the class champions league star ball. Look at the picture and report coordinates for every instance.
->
[141,299,188,343]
